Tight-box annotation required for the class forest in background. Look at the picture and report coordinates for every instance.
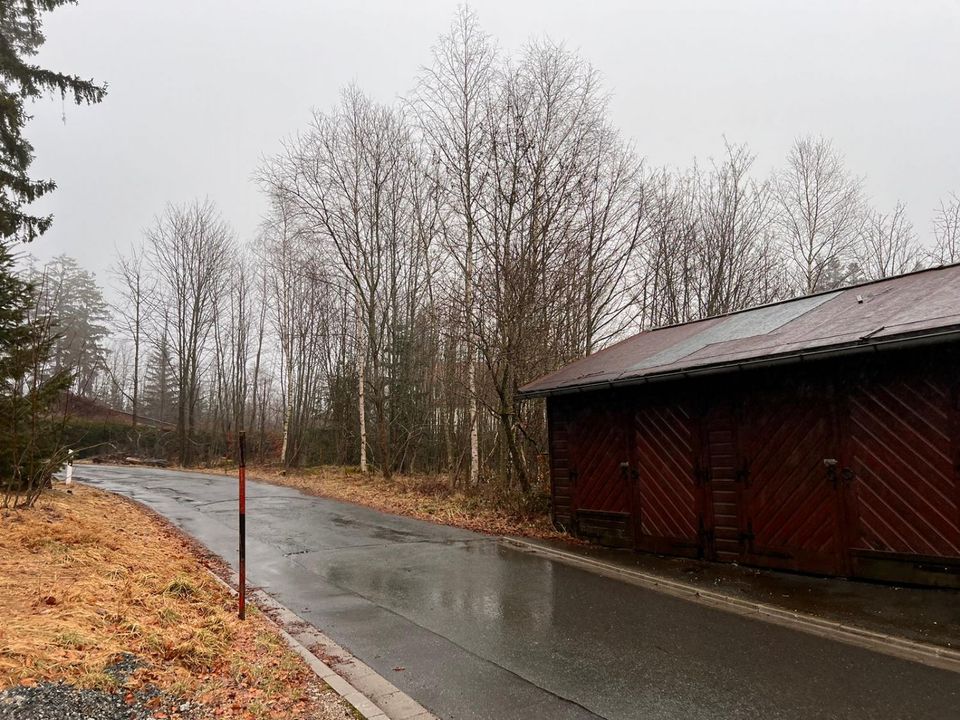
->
[18,8,960,493]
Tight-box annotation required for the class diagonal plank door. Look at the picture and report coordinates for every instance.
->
[739,381,845,575]
[846,370,960,564]
[568,398,634,546]
[633,399,702,556]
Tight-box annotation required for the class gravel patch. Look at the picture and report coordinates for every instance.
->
[0,655,198,720]
[104,653,146,684]
[0,682,196,720]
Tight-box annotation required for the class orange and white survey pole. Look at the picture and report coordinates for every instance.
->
[238,430,247,620]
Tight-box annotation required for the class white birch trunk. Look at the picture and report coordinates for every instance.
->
[280,356,293,466]
[468,357,478,484]
[356,310,368,473]
[466,235,479,485]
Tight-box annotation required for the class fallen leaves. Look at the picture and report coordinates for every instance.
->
[0,485,352,719]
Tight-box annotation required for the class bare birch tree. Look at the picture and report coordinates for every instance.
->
[638,168,699,327]
[570,124,646,353]
[471,39,623,489]
[413,5,494,484]
[212,255,253,451]
[258,197,330,467]
[263,87,422,478]
[857,200,921,279]
[111,245,154,427]
[146,199,233,464]
[932,192,960,265]
[775,136,865,293]
[695,141,779,316]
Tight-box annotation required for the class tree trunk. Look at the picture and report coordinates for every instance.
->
[466,221,479,485]
[131,307,139,429]
[356,311,368,474]
[280,357,293,467]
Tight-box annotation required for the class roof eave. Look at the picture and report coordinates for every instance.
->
[518,326,960,399]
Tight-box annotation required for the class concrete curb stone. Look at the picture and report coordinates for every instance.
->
[209,570,437,720]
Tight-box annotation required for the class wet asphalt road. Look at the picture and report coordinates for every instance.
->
[77,465,960,720]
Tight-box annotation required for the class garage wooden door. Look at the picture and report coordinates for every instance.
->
[633,399,701,556]
[846,369,960,578]
[568,400,634,546]
[739,382,845,575]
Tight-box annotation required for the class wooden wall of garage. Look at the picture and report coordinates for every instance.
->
[545,346,960,587]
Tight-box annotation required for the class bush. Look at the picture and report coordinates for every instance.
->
[59,419,176,460]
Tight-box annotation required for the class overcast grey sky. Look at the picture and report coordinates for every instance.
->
[26,0,960,283]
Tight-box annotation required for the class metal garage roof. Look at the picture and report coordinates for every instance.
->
[520,263,960,397]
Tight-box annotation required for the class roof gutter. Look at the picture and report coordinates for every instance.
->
[518,326,960,399]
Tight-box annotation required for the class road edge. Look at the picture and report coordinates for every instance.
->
[502,537,960,674]
[240,576,437,720]
[80,480,437,720]
[209,569,440,720]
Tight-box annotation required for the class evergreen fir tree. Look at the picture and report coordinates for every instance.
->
[28,255,111,396]
[0,241,71,506]
[0,1,106,242]
[0,1,105,502]
[141,325,178,425]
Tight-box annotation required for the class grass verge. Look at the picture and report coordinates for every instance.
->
[215,465,566,540]
[0,483,353,719]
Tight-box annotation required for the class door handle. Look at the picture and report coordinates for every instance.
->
[823,459,854,488]
[824,458,839,488]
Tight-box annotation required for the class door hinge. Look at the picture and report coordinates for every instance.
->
[695,467,711,486]
[736,464,750,486]
[699,524,715,544]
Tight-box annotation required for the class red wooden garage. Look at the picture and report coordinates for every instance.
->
[521,265,960,587]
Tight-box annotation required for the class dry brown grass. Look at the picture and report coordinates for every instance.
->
[0,484,352,719]
[224,465,569,541]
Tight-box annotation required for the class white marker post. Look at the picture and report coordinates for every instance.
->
[65,449,74,485]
